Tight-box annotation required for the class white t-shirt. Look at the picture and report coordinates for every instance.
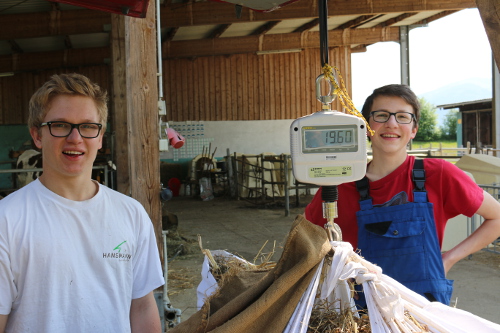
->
[0,179,165,332]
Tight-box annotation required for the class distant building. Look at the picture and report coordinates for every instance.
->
[438,99,492,148]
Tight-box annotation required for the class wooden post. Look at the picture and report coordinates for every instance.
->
[476,0,500,69]
[111,3,162,254]
[111,14,130,196]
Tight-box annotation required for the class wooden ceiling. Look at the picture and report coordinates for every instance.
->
[0,0,476,73]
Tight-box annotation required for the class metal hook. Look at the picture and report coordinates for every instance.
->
[316,74,337,107]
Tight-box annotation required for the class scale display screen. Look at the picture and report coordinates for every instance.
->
[302,125,358,153]
[290,110,367,186]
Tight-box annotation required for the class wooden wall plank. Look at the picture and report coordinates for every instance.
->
[281,54,287,119]
[215,57,222,121]
[0,66,110,125]
[235,55,243,120]
[269,55,276,120]
[0,48,351,124]
[252,54,259,121]
[230,56,238,119]
[223,56,231,121]
[256,56,267,119]
[209,57,216,121]
[162,47,353,121]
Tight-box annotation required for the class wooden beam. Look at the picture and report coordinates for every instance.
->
[0,10,110,40]
[251,21,281,35]
[0,26,398,70]
[413,10,459,25]
[160,0,476,27]
[163,26,400,58]
[110,14,129,196]
[207,24,231,39]
[293,18,319,33]
[476,0,500,68]
[0,47,110,73]
[351,45,368,53]
[64,35,73,49]
[337,15,378,29]
[123,4,163,250]
[7,40,23,53]
[164,27,178,41]
[372,13,417,28]
[0,0,475,40]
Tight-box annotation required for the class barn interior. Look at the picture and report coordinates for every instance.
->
[2,0,499,223]
[1,0,500,329]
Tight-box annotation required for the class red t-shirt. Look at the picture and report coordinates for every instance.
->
[304,155,484,249]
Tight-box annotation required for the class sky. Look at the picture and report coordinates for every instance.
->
[350,8,493,107]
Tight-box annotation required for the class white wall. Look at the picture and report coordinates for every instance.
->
[160,120,294,160]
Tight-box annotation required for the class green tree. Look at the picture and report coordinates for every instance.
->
[415,98,439,141]
[440,109,458,140]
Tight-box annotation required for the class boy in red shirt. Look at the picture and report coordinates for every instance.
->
[305,84,500,304]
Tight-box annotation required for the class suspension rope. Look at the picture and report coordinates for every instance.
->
[322,64,374,135]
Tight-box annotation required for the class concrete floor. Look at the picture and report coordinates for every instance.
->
[164,196,500,327]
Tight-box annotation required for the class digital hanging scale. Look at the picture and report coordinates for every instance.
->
[290,110,368,186]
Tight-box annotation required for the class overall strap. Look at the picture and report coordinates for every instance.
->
[355,176,373,210]
[356,176,371,201]
[412,158,428,203]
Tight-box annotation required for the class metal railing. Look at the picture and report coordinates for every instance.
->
[0,164,112,190]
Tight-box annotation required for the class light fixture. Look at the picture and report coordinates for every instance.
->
[0,72,14,77]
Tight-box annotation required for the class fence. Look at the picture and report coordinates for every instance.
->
[408,141,500,158]
[0,164,113,195]
[231,153,318,215]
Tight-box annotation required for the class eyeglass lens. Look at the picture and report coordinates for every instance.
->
[372,111,413,124]
[47,122,101,138]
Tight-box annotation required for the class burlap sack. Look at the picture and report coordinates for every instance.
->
[170,214,330,333]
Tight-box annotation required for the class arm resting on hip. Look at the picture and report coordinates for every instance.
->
[442,190,500,274]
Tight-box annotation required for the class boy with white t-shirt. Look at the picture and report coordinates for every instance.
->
[0,73,164,332]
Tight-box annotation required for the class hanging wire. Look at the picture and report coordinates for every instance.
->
[319,0,329,67]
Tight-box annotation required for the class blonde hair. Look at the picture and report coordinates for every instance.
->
[28,73,108,131]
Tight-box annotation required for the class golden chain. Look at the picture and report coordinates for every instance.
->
[322,64,374,135]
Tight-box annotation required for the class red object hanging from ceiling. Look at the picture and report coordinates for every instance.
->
[52,0,150,18]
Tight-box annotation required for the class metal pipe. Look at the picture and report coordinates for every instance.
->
[162,230,182,327]
[156,0,163,100]
[284,154,289,217]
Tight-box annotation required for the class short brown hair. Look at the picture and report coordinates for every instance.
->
[28,73,108,131]
[361,84,420,128]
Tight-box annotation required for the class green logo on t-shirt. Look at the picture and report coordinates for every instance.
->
[113,240,127,253]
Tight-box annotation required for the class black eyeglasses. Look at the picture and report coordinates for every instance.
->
[40,121,103,138]
[370,111,415,124]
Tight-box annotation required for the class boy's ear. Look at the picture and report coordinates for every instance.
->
[410,125,418,140]
[30,127,43,149]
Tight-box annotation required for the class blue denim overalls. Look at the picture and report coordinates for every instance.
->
[355,159,453,304]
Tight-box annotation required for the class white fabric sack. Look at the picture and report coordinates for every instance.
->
[286,241,500,333]
[196,250,253,310]
[283,260,324,333]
